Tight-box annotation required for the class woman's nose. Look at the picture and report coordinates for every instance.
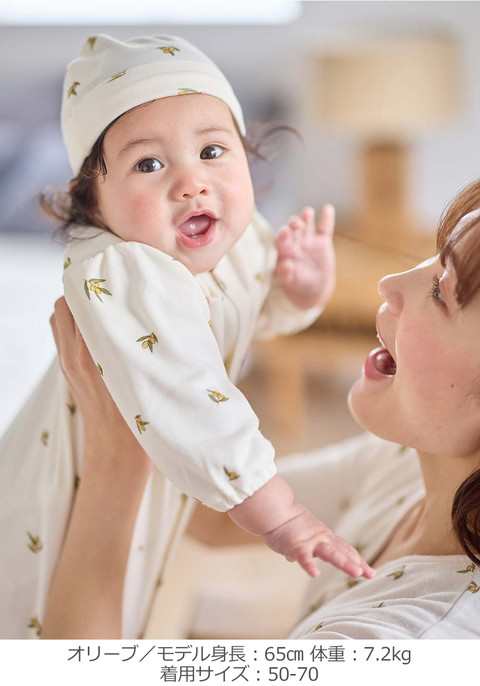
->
[378,272,404,315]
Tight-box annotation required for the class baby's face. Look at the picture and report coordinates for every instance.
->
[96,94,254,273]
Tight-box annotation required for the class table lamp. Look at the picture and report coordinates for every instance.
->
[309,34,462,249]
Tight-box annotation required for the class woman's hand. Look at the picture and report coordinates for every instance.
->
[50,296,152,476]
[43,297,152,638]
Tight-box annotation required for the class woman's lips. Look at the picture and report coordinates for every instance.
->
[364,347,397,381]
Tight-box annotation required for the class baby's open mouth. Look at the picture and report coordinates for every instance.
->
[178,214,216,238]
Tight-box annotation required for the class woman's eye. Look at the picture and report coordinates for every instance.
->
[200,144,225,160]
[135,158,164,173]
[430,275,444,306]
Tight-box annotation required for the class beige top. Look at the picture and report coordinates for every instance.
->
[281,433,480,639]
[0,210,320,639]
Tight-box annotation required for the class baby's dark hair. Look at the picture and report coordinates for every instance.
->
[38,116,301,241]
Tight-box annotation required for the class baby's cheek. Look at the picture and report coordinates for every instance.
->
[128,192,157,224]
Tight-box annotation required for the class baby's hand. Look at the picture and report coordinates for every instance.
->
[263,507,375,579]
[275,205,336,310]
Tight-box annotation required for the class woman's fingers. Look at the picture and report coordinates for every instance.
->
[53,296,74,334]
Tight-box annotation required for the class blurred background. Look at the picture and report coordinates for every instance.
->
[1,0,478,639]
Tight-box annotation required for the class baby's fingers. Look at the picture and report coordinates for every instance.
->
[314,540,365,579]
[315,204,335,237]
[275,225,297,256]
[275,258,296,285]
[293,550,320,578]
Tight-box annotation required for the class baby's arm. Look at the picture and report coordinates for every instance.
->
[63,240,277,511]
[228,474,375,579]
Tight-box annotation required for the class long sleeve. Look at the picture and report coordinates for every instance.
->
[63,239,276,512]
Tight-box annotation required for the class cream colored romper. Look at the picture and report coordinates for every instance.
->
[0,210,320,639]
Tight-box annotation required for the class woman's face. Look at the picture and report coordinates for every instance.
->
[348,240,480,457]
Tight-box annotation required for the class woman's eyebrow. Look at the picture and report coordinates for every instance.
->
[117,126,235,158]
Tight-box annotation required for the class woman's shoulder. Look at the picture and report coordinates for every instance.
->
[278,432,413,478]
[292,555,480,639]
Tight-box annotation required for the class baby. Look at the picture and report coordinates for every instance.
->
[0,33,372,639]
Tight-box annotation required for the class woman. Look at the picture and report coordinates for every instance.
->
[43,181,480,639]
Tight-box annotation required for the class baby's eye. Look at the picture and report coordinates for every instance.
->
[135,158,164,173]
[200,144,225,160]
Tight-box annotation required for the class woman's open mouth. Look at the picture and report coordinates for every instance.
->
[363,327,396,381]
[176,213,217,249]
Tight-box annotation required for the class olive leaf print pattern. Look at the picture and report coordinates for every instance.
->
[66,402,76,416]
[84,278,112,302]
[86,36,97,50]
[63,257,72,270]
[40,431,49,447]
[177,88,199,95]
[207,389,229,403]
[223,467,239,481]
[135,414,149,434]
[457,563,476,574]
[28,617,42,637]
[107,70,127,82]
[158,46,180,56]
[137,333,158,353]
[467,581,480,593]
[27,532,42,554]
[223,351,234,374]
[96,363,104,377]
[387,568,405,581]
[67,81,80,97]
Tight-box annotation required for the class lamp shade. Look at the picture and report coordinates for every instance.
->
[311,35,461,139]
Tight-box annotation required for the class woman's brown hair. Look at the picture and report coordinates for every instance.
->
[437,179,480,566]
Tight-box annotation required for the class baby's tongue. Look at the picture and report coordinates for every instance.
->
[179,214,211,236]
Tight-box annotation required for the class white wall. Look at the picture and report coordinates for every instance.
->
[1,1,480,429]
[1,1,480,228]
[0,235,63,433]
